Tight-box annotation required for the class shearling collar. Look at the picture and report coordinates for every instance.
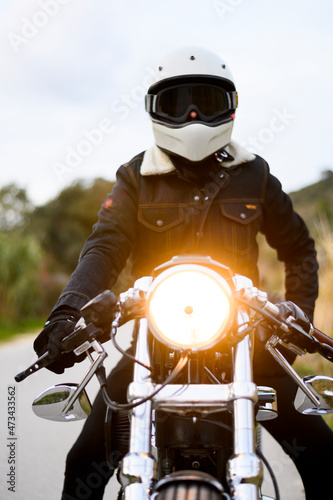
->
[140,140,256,176]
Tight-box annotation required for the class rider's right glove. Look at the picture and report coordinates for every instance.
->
[274,300,319,354]
[33,308,86,374]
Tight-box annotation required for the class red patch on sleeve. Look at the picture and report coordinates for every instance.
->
[104,198,113,209]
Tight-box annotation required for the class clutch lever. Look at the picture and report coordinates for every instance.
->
[15,319,104,382]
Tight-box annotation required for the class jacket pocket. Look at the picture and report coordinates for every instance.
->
[137,206,184,259]
[219,202,262,254]
[138,206,184,232]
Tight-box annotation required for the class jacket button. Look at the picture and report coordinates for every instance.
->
[240,213,246,219]
[156,220,164,226]
[194,195,200,202]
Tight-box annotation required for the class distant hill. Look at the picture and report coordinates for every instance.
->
[289,170,333,234]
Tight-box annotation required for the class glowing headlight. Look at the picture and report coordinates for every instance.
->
[147,264,234,350]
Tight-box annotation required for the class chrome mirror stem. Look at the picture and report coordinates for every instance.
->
[62,340,107,415]
[265,335,321,408]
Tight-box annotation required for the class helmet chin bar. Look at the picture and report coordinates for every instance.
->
[152,120,234,162]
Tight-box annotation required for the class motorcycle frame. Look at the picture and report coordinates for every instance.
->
[119,276,263,499]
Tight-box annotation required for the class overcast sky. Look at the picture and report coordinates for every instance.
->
[1,0,333,205]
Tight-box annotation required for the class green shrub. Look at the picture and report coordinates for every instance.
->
[0,233,43,321]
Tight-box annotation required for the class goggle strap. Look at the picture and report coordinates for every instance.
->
[228,91,238,109]
[145,94,155,113]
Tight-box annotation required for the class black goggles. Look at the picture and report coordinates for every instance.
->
[146,83,237,124]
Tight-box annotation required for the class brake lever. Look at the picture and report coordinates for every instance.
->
[238,287,333,362]
[277,319,333,362]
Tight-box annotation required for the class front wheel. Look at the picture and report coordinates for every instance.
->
[154,471,228,500]
[157,483,223,500]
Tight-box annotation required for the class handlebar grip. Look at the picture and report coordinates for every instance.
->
[311,327,333,361]
[312,327,333,349]
[14,371,29,382]
[14,351,51,382]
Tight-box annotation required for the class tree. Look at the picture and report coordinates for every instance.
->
[320,169,333,181]
[0,184,33,230]
[0,232,43,321]
[30,178,115,273]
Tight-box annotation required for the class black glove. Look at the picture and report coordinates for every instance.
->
[276,301,311,333]
[33,309,85,374]
[80,289,118,337]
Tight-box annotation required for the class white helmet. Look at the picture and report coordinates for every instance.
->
[145,47,238,162]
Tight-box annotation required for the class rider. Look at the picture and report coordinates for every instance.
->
[34,47,333,499]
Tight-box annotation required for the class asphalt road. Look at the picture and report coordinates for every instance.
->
[0,326,305,500]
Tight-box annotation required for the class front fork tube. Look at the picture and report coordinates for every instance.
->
[227,311,263,499]
[119,278,157,499]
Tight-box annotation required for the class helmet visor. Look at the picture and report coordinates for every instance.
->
[147,83,237,124]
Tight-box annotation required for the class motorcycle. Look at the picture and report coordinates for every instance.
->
[15,255,333,499]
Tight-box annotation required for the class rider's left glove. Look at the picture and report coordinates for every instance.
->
[276,301,311,332]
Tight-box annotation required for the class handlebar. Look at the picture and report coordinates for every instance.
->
[239,287,333,362]
[15,282,333,383]
[264,299,333,361]
[14,320,105,382]
[14,288,146,382]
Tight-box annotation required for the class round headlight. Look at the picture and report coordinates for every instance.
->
[147,264,234,350]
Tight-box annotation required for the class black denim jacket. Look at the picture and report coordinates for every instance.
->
[53,148,318,321]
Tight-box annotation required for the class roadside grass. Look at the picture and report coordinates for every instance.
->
[0,317,43,343]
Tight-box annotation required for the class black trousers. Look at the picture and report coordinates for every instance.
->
[61,349,333,500]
